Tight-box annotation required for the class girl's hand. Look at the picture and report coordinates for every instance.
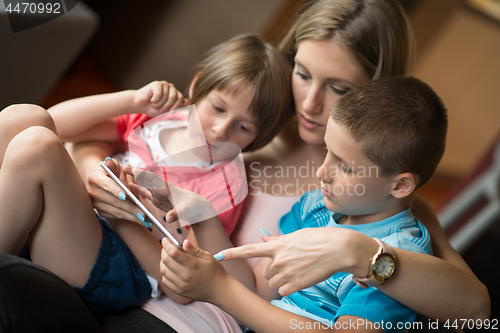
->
[87,158,147,225]
[133,81,189,117]
[160,238,229,303]
[217,228,379,296]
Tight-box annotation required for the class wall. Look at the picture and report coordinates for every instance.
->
[92,0,289,93]
[410,2,500,178]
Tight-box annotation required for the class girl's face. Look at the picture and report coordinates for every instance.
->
[195,84,257,151]
[292,39,370,145]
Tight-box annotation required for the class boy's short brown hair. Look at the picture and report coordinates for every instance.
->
[190,34,293,152]
[331,76,448,187]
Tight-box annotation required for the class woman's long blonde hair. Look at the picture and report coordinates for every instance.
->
[279,0,415,79]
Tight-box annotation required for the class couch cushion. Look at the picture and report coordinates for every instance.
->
[0,253,100,333]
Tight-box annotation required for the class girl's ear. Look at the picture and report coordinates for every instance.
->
[390,172,417,199]
[189,72,201,100]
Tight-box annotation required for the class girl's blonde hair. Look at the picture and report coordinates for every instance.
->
[190,34,293,152]
[279,0,415,79]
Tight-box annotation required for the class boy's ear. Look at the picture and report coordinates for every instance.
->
[189,72,200,100]
[390,172,417,199]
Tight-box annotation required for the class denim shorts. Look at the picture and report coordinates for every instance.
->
[21,217,151,315]
[73,217,152,315]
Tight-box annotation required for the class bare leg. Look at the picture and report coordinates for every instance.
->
[0,104,57,168]
[0,126,102,287]
[66,141,116,187]
[0,104,58,254]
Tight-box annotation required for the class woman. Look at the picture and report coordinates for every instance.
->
[229,0,490,323]
[79,0,489,329]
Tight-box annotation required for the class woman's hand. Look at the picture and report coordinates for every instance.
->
[160,238,229,303]
[134,81,189,117]
[218,228,379,296]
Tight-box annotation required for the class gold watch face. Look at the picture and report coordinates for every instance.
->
[373,253,396,281]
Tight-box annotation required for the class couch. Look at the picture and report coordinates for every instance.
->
[0,253,177,333]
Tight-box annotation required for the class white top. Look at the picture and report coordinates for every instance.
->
[114,117,217,170]
[141,295,242,333]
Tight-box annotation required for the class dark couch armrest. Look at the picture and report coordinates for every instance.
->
[0,252,100,333]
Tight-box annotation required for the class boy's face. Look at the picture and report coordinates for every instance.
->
[192,84,257,152]
[317,118,397,222]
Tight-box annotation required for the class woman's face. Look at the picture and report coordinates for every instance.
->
[292,39,370,145]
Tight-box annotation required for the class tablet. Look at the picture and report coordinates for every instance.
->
[100,161,182,249]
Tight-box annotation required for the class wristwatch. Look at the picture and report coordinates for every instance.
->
[352,238,397,289]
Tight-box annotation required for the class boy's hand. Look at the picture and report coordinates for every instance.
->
[160,238,229,303]
[134,81,189,117]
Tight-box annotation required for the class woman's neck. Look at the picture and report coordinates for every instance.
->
[243,118,328,197]
[275,119,326,162]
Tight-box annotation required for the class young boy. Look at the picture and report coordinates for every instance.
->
[157,76,448,332]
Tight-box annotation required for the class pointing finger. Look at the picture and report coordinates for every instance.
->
[214,241,277,261]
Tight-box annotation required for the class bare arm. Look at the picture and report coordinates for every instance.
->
[160,239,383,333]
[61,136,192,304]
[48,81,187,142]
[85,157,193,303]
[218,195,491,322]
[189,213,257,294]
[378,247,490,321]
[48,90,135,142]
[108,217,193,304]
[124,167,258,294]
[401,194,491,321]
[411,194,474,274]
[85,159,255,302]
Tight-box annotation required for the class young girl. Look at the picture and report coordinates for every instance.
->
[0,33,292,315]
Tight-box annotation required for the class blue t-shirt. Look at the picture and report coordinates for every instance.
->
[271,190,432,333]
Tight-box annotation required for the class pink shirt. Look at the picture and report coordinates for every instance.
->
[114,113,246,237]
